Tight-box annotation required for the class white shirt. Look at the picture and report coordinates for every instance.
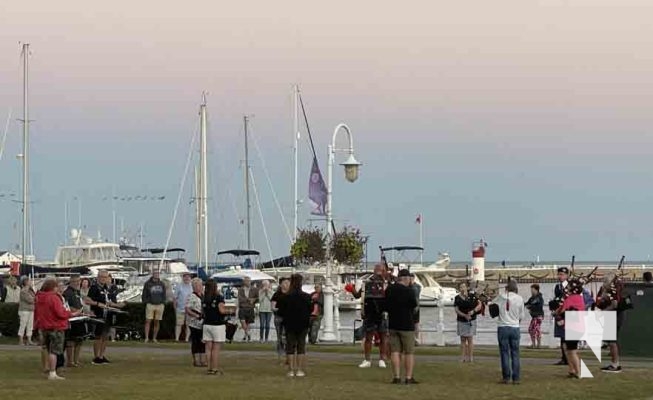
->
[494,292,525,328]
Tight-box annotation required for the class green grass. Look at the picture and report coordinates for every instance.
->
[2,346,651,400]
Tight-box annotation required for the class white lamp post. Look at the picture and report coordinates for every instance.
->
[321,123,361,342]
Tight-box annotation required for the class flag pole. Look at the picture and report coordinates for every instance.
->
[418,213,423,265]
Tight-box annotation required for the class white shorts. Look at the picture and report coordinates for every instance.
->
[202,324,226,343]
[176,312,186,326]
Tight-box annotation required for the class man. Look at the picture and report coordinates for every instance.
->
[4,276,20,303]
[36,278,80,380]
[494,279,525,384]
[353,263,390,368]
[142,270,167,343]
[552,266,569,365]
[644,271,652,284]
[597,273,624,373]
[86,270,125,365]
[308,284,324,345]
[409,274,421,345]
[237,277,258,341]
[62,275,85,367]
[386,269,419,384]
[174,273,193,342]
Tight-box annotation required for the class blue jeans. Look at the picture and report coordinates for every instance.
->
[498,326,521,382]
[259,312,273,341]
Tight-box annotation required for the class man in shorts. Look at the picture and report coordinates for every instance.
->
[142,270,167,343]
[597,274,625,373]
[174,273,193,342]
[63,275,85,367]
[354,263,390,368]
[386,269,418,384]
[86,270,125,364]
[237,277,258,341]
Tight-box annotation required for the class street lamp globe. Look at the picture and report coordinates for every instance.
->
[341,154,362,183]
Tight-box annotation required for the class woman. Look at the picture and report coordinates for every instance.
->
[18,276,36,345]
[308,284,324,345]
[525,284,544,349]
[278,274,312,377]
[258,280,274,343]
[202,279,227,375]
[454,282,481,362]
[80,278,92,314]
[185,278,206,367]
[557,279,586,379]
[271,277,290,363]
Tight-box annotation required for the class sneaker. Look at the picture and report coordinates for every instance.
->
[92,358,104,365]
[405,378,419,384]
[601,365,622,373]
[296,370,306,377]
[391,378,402,384]
[287,371,295,377]
[358,360,371,368]
[101,357,110,364]
[48,374,65,380]
[378,360,387,368]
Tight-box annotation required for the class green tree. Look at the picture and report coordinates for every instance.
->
[291,226,326,264]
[329,226,365,266]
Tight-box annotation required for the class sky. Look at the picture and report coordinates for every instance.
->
[1,0,653,263]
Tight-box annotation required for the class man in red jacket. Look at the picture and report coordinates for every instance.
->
[35,279,80,380]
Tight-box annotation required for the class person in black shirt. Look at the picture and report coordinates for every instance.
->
[525,284,544,349]
[386,269,418,384]
[85,270,125,365]
[202,279,227,375]
[454,282,481,363]
[278,274,312,377]
[63,275,85,367]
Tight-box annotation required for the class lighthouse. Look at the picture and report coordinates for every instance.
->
[471,240,487,282]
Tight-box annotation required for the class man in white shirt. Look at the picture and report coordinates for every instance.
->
[493,279,525,384]
[174,273,193,342]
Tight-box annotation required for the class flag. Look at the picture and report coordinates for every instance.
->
[308,156,328,216]
[415,214,421,224]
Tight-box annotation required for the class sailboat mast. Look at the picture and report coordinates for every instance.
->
[194,166,201,268]
[21,43,29,265]
[292,84,299,242]
[199,94,209,269]
[244,115,252,249]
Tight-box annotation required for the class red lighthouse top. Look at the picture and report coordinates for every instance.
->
[472,240,486,258]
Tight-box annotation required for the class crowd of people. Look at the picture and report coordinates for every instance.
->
[0,262,643,383]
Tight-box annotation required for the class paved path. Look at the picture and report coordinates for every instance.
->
[2,344,651,368]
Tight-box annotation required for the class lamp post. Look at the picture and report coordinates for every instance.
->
[321,123,361,342]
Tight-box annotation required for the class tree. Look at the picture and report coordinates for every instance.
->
[329,226,365,266]
[291,226,326,264]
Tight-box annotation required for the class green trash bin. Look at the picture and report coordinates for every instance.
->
[618,282,653,358]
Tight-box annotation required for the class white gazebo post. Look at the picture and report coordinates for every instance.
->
[321,123,362,342]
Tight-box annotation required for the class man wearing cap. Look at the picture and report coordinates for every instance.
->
[552,267,569,365]
[386,269,419,384]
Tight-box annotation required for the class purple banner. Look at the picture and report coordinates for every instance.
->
[308,157,327,216]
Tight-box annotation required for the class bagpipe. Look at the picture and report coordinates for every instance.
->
[468,281,491,316]
[551,256,600,317]
[595,256,633,312]
[548,256,576,312]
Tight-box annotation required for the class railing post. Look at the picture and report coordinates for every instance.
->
[334,290,341,342]
[437,298,446,347]
[547,315,557,348]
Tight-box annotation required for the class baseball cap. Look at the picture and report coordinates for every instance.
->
[398,269,411,278]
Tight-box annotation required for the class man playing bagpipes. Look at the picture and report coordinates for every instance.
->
[550,266,570,365]
[596,271,625,373]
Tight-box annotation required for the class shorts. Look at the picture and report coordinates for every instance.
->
[457,320,477,337]
[565,340,579,351]
[238,308,255,323]
[175,312,186,326]
[286,329,308,355]
[389,330,415,355]
[363,318,388,334]
[146,304,165,321]
[42,330,65,355]
[203,324,226,343]
[94,320,111,337]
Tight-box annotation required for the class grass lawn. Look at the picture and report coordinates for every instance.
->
[2,344,651,400]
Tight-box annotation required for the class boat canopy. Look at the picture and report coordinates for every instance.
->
[210,269,275,283]
[217,249,260,257]
[260,255,294,269]
[381,246,424,252]
[142,248,186,254]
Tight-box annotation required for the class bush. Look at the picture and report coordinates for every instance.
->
[0,302,181,340]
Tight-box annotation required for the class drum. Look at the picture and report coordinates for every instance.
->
[68,317,92,341]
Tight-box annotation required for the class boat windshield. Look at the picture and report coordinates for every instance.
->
[56,244,120,266]
[414,273,440,288]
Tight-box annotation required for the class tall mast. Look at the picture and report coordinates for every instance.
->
[244,115,252,249]
[194,166,201,268]
[292,84,299,242]
[199,93,209,269]
[21,43,29,264]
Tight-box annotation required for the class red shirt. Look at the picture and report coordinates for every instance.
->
[35,291,72,331]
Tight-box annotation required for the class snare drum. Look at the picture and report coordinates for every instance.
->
[67,317,92,341]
